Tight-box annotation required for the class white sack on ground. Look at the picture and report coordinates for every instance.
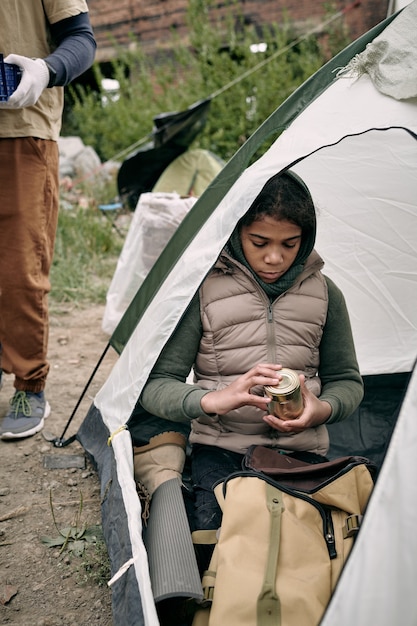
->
[102,192,197,335]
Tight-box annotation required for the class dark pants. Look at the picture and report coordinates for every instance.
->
[190,444,244,573]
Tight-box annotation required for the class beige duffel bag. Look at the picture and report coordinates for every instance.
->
[193,449,376,626]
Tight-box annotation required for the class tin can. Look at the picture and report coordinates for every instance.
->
[264,368,303,420]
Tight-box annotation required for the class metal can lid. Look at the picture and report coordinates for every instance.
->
[265,368,300,395]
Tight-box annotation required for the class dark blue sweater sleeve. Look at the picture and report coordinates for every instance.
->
[44,12,96,86]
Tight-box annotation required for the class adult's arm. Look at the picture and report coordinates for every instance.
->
[44,12,97,86]
[319,276,364,423]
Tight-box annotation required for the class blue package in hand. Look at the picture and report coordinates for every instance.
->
[0,54,22,101]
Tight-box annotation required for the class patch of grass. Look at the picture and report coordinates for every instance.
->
[78,538,111,587]
[51,202,125,304]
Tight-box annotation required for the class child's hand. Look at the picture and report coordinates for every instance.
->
[262,374,332,433]
[200,363,283,415]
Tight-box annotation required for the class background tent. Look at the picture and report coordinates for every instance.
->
[76,4,417,625]
[152,148,224,198]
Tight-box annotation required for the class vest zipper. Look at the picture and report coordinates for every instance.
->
[266,301,276,362]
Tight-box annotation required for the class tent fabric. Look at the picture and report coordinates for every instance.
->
[339,0,417,99]
[77,405,151,624]
[77,4,417,625]
[326,372,410,467]
[321,362,417,626]
[152,148,224,197]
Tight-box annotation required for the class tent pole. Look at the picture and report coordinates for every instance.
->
[52,342,112,447]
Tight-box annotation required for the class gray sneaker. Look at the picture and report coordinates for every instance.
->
[0,391,50,440]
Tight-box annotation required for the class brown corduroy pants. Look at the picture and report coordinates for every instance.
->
[0,137,59,392]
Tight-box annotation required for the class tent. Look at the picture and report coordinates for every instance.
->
[152,148,224,198]
[75,3,417,625]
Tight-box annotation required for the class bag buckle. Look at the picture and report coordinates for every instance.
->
[343,514,363,538]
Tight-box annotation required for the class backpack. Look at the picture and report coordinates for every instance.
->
[192,447,376,626]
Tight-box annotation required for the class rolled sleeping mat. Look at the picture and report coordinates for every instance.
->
[144,477,204,602]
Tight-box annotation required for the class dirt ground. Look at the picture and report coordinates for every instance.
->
[0,304,120,626]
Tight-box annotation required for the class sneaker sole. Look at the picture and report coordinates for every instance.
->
[0,401,51,440]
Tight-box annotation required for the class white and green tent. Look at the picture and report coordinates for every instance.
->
[77,3,417,624]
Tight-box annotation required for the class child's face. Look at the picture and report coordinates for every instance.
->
[240,216,302,283]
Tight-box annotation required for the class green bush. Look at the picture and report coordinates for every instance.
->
[63,1,351,163]
[54,1,350,306]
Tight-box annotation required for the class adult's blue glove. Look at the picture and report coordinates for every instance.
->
[0,54,49,108]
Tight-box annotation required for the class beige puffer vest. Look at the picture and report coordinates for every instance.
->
[189,250,330,455]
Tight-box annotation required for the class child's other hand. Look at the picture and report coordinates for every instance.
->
[262,374,332,433]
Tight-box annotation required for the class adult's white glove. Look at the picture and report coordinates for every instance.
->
[0,54,49,109]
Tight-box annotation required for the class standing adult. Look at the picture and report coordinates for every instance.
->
[0,1,96,439]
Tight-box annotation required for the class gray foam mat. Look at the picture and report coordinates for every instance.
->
[144,477,203,602]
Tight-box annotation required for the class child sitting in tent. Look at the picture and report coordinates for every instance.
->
[136,169,363,576]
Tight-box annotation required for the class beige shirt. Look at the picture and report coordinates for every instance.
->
[0,0,89,140]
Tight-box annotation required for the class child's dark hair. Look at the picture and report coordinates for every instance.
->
[239,171,316,234]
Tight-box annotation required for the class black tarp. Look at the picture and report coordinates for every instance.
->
[117,99,211,209]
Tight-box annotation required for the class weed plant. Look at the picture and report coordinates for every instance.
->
[78,538,111,587]
[41,490,111,587]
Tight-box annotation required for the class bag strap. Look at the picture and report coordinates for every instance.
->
[256,483,284,626]
[191,529,218,545]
